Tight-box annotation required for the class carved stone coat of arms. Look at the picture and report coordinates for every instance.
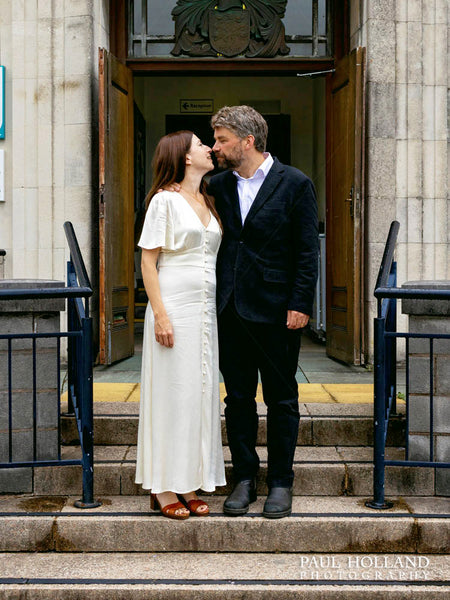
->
[171,0,290,58]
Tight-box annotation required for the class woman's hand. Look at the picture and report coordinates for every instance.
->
[154,314,174,347]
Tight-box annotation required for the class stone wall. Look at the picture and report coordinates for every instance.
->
[0,279,64,493]
[351,0,449,359]
[0,0,109,286]
[402,281,450,496]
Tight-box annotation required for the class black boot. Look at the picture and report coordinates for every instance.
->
[223,480,257,516]
[262,487,292,519]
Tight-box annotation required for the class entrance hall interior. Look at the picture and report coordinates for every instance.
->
[132,73,327,339]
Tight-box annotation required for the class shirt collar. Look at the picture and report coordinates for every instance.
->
[233,153,273,181]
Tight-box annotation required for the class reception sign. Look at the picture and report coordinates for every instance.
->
[0,66,4,139]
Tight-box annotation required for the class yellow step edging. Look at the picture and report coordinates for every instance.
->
[61,382,385,404]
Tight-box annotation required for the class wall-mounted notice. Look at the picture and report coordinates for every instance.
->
[0,150,4,201]
[0,67,4,139]
[180,99,214,114]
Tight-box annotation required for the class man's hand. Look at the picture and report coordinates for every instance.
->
[158,183,181,193]
[287,310,309,330]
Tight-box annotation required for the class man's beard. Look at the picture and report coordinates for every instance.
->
[213,149,243,171]
[216,156,234,170]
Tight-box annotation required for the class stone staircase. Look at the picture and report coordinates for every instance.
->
[0,398,449,598]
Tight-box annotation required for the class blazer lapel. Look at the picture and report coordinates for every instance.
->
[223,171,243,229]
[243,159,284,224]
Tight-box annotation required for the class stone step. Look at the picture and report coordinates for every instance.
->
[29,445,437,497]
[0,551,448,599]
[0,495,448,554]
[1,494,447,599]
[61,403,406,448]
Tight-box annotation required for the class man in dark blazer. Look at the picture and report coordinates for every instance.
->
[208,106,318,518]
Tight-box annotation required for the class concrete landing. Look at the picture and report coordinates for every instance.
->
[89,334,379,386]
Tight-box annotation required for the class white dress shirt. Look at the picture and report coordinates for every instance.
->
[233,153,274,223]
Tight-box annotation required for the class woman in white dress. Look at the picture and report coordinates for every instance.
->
[135,131,226,519]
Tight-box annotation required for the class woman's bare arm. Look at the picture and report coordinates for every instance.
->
[141,248,174,348]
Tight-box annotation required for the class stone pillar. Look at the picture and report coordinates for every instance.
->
[0,0,109,283]
[402,281,450,496]
[0,279,64,493]
[350,0,449,360]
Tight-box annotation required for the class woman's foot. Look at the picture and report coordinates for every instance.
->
[150,492,190,520]
[179,492,210,516]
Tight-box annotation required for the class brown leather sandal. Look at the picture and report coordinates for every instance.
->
[150,494,190,520]
[179,495,210,516]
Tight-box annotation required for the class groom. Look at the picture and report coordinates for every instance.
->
[208,105,318,518]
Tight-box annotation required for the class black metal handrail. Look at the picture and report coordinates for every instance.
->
[0,287,92,300]
[375,221,400,292]
[0,222,100,508]
[367,222,450,509]
[64,222,91,291]
[375,288,450,299]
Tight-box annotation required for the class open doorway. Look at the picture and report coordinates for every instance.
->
[132,73,327,342]
[99,51,365,366]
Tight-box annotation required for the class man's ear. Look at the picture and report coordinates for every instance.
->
[244,135,255,150]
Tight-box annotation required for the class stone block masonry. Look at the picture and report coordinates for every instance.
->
[0,280,64,493]
[402,281,450,496]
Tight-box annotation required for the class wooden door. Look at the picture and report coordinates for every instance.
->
[98,49,134,364]
[325,47,365,364]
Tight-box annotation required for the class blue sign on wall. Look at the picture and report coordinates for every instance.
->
[0,67,4,139]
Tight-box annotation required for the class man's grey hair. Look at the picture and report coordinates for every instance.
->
[211,105,268,153]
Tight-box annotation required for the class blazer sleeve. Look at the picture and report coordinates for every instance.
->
[288,177,319,316]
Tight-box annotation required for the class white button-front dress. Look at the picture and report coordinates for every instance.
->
[135,191,226,494]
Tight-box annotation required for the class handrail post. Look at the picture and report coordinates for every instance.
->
[65,259,75,415]
[74,314,101,508]
[366,316,393,509]
[388,262,397,415]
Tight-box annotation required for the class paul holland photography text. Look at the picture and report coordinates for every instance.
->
[298,555,434,581]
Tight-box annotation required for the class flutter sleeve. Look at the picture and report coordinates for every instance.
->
[138,192,175,251]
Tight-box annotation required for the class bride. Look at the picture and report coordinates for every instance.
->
[135,130,226,519]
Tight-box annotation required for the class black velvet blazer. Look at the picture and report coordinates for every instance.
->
[208,158,319,325]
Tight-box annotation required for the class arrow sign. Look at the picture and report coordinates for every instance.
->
[180,99,214,114]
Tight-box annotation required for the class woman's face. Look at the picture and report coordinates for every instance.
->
[187,135,214,172]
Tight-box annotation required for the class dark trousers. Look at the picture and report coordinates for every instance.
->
[218,300,301,488]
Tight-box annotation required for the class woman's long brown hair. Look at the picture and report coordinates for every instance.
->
[145,130,222,231]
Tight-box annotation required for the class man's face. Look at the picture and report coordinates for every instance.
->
[212,127,246,170]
